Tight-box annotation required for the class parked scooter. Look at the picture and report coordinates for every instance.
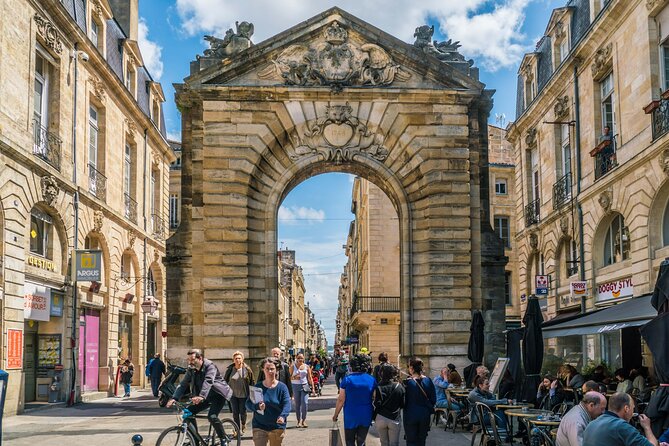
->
[157,360,187,407]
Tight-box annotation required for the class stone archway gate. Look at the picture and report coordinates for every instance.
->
[166,8,507,371]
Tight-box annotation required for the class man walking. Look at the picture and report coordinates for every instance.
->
[556,391,606,446]
[258,347,292,397]
[149,353,166,397]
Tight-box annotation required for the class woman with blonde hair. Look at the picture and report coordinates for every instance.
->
[224,350,255,434]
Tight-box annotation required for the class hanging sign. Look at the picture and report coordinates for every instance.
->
[74,249,102,282]
[596,277,633,302]
[24,282,51,321]
[535,275,549,295]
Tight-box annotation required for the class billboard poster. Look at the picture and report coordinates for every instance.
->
[7,328,23,369]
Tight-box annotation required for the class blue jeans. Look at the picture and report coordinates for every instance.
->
[292,384,309,421]
[123,382,131,395]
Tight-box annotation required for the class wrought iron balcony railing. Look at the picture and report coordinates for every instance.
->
[32,118,62,170]
[124,193,138,224]
[151,213,165,240]
[524,199,540,227]
[350,296,400,319]
[552,173,572,210]
[566,265,579,277]
[88,163,107,201]
[652,98,669,140]
[594,151,617,180]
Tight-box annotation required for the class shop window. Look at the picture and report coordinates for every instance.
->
[494,216,511,248]
[121,252,131,280]
[495,178,507,195]
[565,239,579,277]
[603,214,630,266]
[29,209,52,258]
[118,313,133,360]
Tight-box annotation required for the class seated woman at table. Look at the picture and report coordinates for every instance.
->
[468,375,510,430]
[614,368,633,394]
[537,375,565,411]
[563,364,586,391]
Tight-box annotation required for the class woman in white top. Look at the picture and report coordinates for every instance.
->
[290,353,315,428]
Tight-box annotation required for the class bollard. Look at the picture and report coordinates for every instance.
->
[131,434,143,445]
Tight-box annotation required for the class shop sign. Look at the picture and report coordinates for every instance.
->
[50,291,64,317]
[535,275,549,295]
[7,328,23,369]
[74,249,102,282]
[26,255,56,272]
[24,282,51,321]
[596,277,633,302]
[558,294,581,309]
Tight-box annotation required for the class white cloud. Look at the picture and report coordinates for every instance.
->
[175,0,533,70]
[138,18,164,80]
[278,205,325,224]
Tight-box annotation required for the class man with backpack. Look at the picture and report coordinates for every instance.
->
[335,353,349,390]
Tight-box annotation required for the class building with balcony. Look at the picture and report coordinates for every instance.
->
[0,0,173,414]
[278,249,307,355]
[168,140,181,235]
[338,177,400,363]
[507,0,667,373]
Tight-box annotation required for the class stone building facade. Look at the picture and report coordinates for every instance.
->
[0,0,172,414]
[168,140,182,236]
[338,178,401,363]
[166,8,507,370]
[508,0,669,371]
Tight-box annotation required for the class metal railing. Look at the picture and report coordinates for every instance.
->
[552,173,572,210]
[652,98,669,140]
[594,151,617,180]
[151,213,165,240]
[566,265,579,277]
[88,163,107,201]
[124,193,138,224]
[32,118,61,170]
[350,296,400,318]
[524,199,540,226]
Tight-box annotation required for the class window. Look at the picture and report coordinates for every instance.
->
[531,148,540,202]
[662,198,669,246]
[89,106,99,168]
[147,268,156,297]
[603,214,630,266]
[33,52,49,130]
[566,239,578,277]
[600,72,615,134]
[90,20,100,49]
[169,193,179,229]
[125,64,136,96]
[559,38,569,63]
[494,216,511,248]
[124,143,132,196]
[504,271,512,305]
[662,40,669,92]
[495,178,507,195]
[150,168,156,217]
[121,252,131,280]
[30,209,52,257]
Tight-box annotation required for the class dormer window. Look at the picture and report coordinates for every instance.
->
[524,74,536,107]
[90,20,100,49]
[125,64,136,97]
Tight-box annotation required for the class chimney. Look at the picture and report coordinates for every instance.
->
[108,0,139,41]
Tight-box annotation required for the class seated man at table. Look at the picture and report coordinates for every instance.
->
[468,375,510,431]
[555,391,606,446]
[582,392,660,446]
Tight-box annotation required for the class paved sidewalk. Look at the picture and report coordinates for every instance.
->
[4,378,473,445]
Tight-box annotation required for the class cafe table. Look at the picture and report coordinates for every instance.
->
[504,408,552,443]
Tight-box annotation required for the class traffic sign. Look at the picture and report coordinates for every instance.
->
[535,275,549,295]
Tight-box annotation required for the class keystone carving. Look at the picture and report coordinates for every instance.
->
[526,127,537,147]
[258,21,411,93]
[289,102,389,163]
[40,175,59,206]
[529,232,539,251]
[554,95,569,119]
[560,216,570,236]
[92,0,103,18]
[93,209,104,232]
[598,190,612,212]
[591,43,613,79]
[660,149,669,176]
[89,76,106,102]
[200,21,254,60]
[413,25,474,67]
[34,14,63,55]
[128,230,136,249]
[554,21,566,40]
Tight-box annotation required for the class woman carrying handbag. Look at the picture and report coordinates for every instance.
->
[373,363,405,446]
[402,357,436,446]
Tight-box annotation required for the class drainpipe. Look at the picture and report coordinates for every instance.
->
[574,63,586,313]
[142,128,148,372]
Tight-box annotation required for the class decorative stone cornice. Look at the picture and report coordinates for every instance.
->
[40,175,60,206]
[89,76,106,102]
[525,127,537,147]
[34,14,63,55]
[554,95,570,119]
[591,43,613,79]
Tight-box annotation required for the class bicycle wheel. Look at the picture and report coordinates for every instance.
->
[216,418,241,446]
[156,426,197,446]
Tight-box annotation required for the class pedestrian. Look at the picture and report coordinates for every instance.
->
[149,353,166,397]
[167,349,233,442]
[335,354,350,390]
[246,357,291,446]
[555,391,606,446]
[447,363,463,387]
[290,353,315,428]
[258,347,293,398]
[332,354,377,446]
[373,363,404,446]
[372,352,389,383]
[582,392,660,446]
[224,351,255,434]
[402,357,437,446]
[120,359,134,397]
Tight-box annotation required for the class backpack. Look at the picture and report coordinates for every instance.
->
[337,362,348,374]
[145,358,154,377]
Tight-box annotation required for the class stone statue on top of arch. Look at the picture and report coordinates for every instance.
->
[200,21,254,60]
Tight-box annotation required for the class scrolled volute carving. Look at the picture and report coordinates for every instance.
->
[34,14,63,55]
[560,216,570,236]
[526,127,537,147]
[554,95,570,119]
[89,76,106,102]
[591,43,613,79]
[40,175,60,206]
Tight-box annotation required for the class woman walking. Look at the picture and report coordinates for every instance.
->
[373,363,404,446]
[120,359,134,397]
[332,354,377,446]
[403,357,436,446]
[246,357,291,446]
[224,351,255,434]
[290,353,315,427]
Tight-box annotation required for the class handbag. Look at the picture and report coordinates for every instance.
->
[303,382,311,393]
[329,421,342,446]
[373,383,398,420]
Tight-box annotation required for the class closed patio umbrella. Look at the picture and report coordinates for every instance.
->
[506,327,524,401]
[521,296,544,404]
[465,310,485,386]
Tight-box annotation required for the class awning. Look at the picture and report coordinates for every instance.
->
[543,294,656,338]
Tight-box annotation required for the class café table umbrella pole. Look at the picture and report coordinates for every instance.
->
[521,296,544,404]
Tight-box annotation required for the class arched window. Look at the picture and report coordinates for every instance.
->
[662,198,669,246]
[603,214,630,266]
[564,239,578,277]
[147,268,156,297]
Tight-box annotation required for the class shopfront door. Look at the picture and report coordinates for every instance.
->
[78,309,100,392]
[23,322,38,402]
[147,321,156,362]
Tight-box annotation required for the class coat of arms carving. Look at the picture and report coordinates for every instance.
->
[258,21,410,92]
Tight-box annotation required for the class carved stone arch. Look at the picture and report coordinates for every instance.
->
[592,210,629,269]
[148,260,164,298]
[28,202,70,276]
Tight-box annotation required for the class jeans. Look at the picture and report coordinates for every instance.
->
[403,415,431,446]
[230,396,248,429]
[375,414,401,446]
[344,425,370,446]
[292,384,309,421]
[188,391,227,440]
[150,374,162,397]
[123,382,131,396]
[252,428,285,446]
[335,372,346,389]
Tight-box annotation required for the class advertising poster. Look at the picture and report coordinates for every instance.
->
[24,282,51,321]
[7,328,23,369]
[38,334,61,368]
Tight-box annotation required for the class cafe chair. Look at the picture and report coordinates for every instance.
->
[444,390,469,433]
[551,402,568,417]
[536,428,556,446]
[471,402,507,446]
[433,408,446,426]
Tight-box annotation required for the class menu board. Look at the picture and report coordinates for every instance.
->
[38,334,61,368]
[489,357,510,396]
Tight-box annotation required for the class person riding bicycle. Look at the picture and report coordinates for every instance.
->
[167,349,233,441]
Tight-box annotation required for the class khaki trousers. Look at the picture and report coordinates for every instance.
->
[252,428,285,446]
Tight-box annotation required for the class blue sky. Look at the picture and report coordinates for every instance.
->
[137,0,565,344]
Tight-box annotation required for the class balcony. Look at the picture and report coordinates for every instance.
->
[590,136,617,180]
[124,193,138,224]
[552,173,571,210]
[88,163,107,201]
[651,97,669,140]
[350,296,400,319]
[32,118,61,170]
[524,199,540,227]
[151,213,165,240]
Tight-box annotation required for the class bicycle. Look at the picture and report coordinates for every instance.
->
[157,400,241,446]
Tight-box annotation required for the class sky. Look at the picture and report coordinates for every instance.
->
[137,0,565,345]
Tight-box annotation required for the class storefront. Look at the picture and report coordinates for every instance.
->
[79,308,100,392]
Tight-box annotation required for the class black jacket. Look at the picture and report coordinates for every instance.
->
[173,359,232,401]
[374,382,405,421]
[258,360,292,396]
